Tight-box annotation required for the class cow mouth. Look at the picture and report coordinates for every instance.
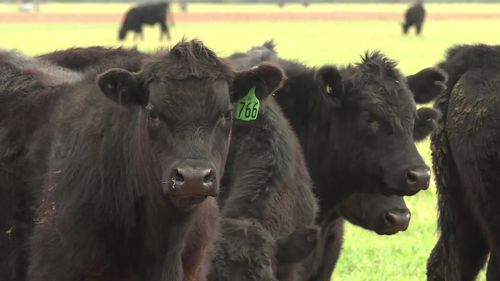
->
[168,195,208,209]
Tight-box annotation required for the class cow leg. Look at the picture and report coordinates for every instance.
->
[428,127,489,281]
[160,22,171,41]
[308,217,343,281]
[427,209,489,281]
[415,23,423,35]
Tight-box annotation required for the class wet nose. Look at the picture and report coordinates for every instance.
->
[405,166,431,193]
[168,164,218,198]
[381,209,411,235]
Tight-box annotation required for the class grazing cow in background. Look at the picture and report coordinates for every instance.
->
[0,40,285,281]
[228,41,446,281]
[118,2,173,41]
[427,44,500,281]
[402,0,426,35]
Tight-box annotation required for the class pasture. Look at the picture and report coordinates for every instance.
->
[1,2,498,280]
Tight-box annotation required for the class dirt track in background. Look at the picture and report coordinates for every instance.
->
[1,11,500,23]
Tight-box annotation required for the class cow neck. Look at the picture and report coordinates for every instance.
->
[276,69,349,213]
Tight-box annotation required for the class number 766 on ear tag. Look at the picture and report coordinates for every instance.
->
[235,86,260,121]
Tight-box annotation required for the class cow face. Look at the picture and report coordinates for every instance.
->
[316,52,430,196]
[339,193,410,235]
[97,41,284,209]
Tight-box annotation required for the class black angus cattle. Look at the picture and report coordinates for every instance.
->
[426,44,500,281]
[228,42,446,281]
[118,2,173,41]
[0,40,285,281]
[402,0,426,35]
[36,45,318,281]
[209,69,319,281]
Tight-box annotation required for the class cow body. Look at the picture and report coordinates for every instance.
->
[228,42,445,281]
[427,44,500,281]
[403,1,425,35]
[209,95,319,281]
[119,2,173,41]
[0,40,285,281]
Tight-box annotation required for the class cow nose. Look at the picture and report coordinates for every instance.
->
[381,209,411,235]
[405,167,431,193]
[168,165,218,198]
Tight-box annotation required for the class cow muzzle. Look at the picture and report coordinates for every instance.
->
[164,160,219,207]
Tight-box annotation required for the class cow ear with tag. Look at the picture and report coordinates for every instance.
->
[232,62,286,103]
[97,68,149,106]
[315,65,344,108]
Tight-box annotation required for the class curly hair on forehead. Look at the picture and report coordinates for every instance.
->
[141,39,233,82]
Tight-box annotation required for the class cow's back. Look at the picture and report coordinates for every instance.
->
[0,50,80,281]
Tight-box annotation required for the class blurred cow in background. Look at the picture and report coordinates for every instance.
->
[402,0,426,35]
[118,1,174,41]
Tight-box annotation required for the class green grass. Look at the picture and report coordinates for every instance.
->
[0,3,496,280]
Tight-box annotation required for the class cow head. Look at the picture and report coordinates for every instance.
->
[339,193,410,235]
[316,52,430,196]
[118,28,127,41]
[97,40,285,209]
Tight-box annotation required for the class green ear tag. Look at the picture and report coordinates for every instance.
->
[235,86,260,121]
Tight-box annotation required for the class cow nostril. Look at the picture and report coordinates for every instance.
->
[203,169,215,185]
[174,168,185,183]
[385,212,398,225]
[406,171,418,184]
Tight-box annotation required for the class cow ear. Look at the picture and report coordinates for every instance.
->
[97,68,149,106]
[414,107,441,141]
[315,66,344,107]
[232,62,286,102]
[407,67,447,104]
[275,226,319,264]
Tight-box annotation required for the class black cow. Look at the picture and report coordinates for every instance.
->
[0,40,284,281]
[35,45,317,281]
[209,71,319,281]
[228,42,446,281]
[402,0,426,35]
[118,2,173,41]
[427,44,500,281]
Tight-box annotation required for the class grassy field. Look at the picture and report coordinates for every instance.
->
[1,3,497,280]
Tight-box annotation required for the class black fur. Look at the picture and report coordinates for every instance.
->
[38,46,145,72]
[209,94,318,281]
[427,44,500,281]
